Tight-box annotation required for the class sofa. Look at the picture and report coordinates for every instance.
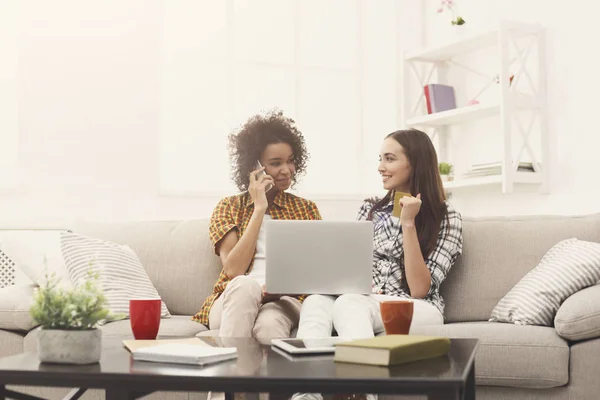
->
[1,212,600,400]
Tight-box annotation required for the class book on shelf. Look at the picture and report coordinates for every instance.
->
[424,84,456,114]
[131,343,237,366]
[463,161,537,179]
[334,335,451,367]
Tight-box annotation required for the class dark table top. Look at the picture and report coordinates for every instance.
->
[0,336,478,395]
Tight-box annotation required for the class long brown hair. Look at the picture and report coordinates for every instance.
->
[367,129,448,258]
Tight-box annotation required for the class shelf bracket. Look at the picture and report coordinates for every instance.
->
[513,111,540,172]
[510,36,538,97]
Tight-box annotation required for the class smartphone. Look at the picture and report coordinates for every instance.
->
[392,191,412,218]
[256,161,274,192]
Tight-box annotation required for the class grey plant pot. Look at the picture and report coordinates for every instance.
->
[37,329,102,364]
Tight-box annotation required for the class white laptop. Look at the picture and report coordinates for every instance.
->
[265,220,373,295]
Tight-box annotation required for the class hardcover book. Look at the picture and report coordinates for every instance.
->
[424,84,457,114]
[334,335,450,366]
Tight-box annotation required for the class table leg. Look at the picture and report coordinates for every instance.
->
[2,388,47,400]
[428,388,459,400]
[105,389,131,400]
[62,388,87,400]
[462,362,476,400]
[105,389,151,400]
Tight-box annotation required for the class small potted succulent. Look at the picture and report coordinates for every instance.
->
[30,269,111,364]
[439,162,453,182]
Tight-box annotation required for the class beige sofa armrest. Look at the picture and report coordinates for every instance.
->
[0,284,39,332]
[554,283,600,341]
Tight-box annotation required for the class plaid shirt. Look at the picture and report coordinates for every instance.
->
[192,191,322,327]
[357,198,462,315]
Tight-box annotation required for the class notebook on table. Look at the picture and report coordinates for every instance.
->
[123,337,209,353]
[131,343,237,366]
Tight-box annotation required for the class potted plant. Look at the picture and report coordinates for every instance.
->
[439,162,453,182]
[436,0,466,26]
[29,269,111,364]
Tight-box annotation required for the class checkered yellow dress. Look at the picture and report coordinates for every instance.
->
[192,191,321,327]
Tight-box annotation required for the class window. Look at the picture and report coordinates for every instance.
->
[0,2,19,191]
[159,0,397,198]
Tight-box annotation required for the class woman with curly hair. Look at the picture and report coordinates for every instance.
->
[192,109,321,340]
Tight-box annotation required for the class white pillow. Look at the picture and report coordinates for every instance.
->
[60,231,170,319]
[490,238,600,326]
[0,247,33,288]
[0,231,72,289]
[0,284,38,331]
[0,248,18,288]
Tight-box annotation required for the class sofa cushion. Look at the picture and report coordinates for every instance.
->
[61,231,170,319]
[490,238,600,326]
[101,315,208,338]
[73,219,222,316]
[23,316,208,353]
[410,322,569,388]
[197,329,219,337]
[0,284,38,331]
[0,329,25,358]
[555,283,600,341]
[442,213,600,323]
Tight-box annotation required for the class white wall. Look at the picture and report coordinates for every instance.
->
[422,0,600,216]
[1,0,421,226]
[0,2,19,191]
[3,0,595,226]
[158,0,399,199]
[4,0,162,226]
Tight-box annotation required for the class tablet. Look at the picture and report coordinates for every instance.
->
[271,337,349,354]
[271,346,334,361]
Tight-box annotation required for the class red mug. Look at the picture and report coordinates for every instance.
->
[129,298,162,340]
[380,300,414,335]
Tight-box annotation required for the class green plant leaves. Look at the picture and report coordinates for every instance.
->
[30,271,112,330]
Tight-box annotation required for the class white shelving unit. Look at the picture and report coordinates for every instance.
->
[401,20,548,194]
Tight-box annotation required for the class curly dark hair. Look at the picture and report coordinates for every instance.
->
[227,109,309,192]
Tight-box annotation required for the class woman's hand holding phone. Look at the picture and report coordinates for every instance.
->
[249,163,274,211]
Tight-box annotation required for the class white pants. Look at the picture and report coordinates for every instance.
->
[296,293,444,339]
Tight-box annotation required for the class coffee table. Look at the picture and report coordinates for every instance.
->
[0,336,477,400]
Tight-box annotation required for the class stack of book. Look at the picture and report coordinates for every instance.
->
[462,161,536,179]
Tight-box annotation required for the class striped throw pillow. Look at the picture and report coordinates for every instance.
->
[60,231,170,319]
[490,238,600,326]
